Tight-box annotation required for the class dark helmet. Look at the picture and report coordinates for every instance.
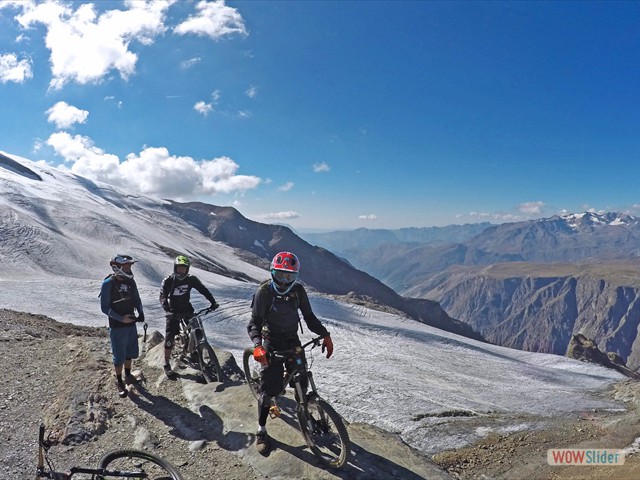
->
[174,255,190,280]
[270,251,299,295]
[110,254,136,279]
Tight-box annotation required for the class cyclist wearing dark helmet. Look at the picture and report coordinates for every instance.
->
[247,251,334,455]
[100,254,145,398]
[160,255,219,378]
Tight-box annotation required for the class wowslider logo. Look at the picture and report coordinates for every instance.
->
[547,449,625,466]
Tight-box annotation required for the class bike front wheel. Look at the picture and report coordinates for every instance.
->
[298,395,350,469]
[96,449,182,479]
[198,343,224,383]
[242,347,261,401]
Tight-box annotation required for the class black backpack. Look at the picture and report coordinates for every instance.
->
[253,280,303,333]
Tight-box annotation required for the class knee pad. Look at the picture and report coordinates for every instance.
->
[165,338,174,349]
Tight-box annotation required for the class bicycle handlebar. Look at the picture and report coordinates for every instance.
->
[193,305,217,317]
[270,336,324,358]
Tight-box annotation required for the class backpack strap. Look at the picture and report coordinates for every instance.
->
[257,280,304,333]
[98,274,114,297]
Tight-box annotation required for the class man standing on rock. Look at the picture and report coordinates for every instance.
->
[247,251,334,455]
[100,254,145,398]
[160,255,219,378]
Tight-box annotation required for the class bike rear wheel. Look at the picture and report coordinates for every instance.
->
[297,395,350,469]
[198,343,224,383]
[242,347,261,401]
[96,449,182,479]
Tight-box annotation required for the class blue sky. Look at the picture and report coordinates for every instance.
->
[0,0,639,231]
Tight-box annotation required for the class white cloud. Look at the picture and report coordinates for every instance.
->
[0,53,33,83]
[174,0,247,40]
[586,207,605,214]
[258,211,300,221]
[519,201,545,215]
[313,162,330,173]
[194,90,221,115]
[104,96,123,109]
[14,0,172,90]
[194,100,213,116]
[46,101,89,129]
[278,182,294,192]
[180,56,201,69]
[467,211,523,222]
[358,214,378,221]
[245,85,257,98]
[46,132,262,198]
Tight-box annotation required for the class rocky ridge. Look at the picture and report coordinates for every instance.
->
[420,263,640,370]
[0,309,446,480]
[3,309,640,480]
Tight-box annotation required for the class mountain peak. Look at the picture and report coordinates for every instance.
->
[558,211,638,231]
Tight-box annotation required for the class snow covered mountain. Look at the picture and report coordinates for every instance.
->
[0,151,627,457]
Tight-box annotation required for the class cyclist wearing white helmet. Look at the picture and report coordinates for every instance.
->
[247,251,334,455]
[160,255,219,378]
[100,254,145,398]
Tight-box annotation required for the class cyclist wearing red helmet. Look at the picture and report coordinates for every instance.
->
[247,251,334,455]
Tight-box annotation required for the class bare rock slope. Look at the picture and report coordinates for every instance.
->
[0,310,445,480]
[3,309,640,480]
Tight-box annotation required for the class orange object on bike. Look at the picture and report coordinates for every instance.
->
[269,404,281,418]
[253,345,269,365]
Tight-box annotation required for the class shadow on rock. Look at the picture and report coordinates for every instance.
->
[128,382,252,452]
[255,396,446,479]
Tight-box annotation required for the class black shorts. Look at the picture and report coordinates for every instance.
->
[164,312,192,345]
[259,346,308,398]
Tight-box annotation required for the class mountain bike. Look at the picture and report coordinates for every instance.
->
[242,336,350,469]
[35,424,182,479]
[174,306,224,383]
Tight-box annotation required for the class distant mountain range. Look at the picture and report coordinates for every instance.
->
[302,223,493,253]
[302,212,640,369]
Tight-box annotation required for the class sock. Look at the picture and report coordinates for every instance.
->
[258,425,266,433]
[125,368,131,377]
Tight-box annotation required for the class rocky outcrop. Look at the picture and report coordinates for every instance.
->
[422,264,640,370]
[567,334,640,379]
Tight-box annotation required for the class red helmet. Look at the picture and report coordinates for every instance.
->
[270,252,299,294]
[271,252,300,273]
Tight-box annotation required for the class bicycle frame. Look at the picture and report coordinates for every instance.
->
[178,308,212,356]
[36,424,182,479]
[35,425,127,479]
[243,336,350,468]
[270,337,323,407]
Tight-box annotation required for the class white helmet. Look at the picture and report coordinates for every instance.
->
[110,254,137,279]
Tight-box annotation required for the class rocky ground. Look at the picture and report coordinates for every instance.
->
[2,309,639,480]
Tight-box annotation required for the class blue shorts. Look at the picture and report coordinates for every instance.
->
[109,325,139,366]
